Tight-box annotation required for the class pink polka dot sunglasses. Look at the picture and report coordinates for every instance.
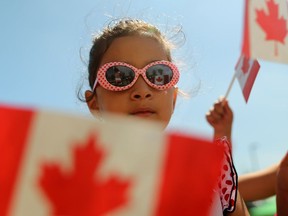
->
[93,60,180,91]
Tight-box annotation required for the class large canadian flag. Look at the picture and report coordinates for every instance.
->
[242,0,288,64]
[0,104,227,216]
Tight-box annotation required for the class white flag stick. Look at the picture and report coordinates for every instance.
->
[224,70,237,100]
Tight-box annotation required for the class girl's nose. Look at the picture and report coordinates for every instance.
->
[130,76,153,100]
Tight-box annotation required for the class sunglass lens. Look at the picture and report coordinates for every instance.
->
[106,66,135,87]
[146,64,173,85]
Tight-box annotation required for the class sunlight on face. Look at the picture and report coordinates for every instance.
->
[87,35,178,128]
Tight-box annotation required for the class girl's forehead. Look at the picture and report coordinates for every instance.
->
[100,35,169,68]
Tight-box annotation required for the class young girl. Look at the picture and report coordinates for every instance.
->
[83,18,249,215]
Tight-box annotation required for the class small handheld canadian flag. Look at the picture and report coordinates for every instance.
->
[0,104,229,216]
[224,55,260,103]
[235,55,261,103]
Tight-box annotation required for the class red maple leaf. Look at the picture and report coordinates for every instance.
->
[256,0,288,56]
[156,76,163,82]
[39,134,131,216]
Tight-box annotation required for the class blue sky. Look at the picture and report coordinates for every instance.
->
[1,0,287,175]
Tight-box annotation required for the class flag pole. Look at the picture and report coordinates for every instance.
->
[224,70,237,100]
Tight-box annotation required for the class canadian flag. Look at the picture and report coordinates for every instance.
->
[242,0,288,64]
[235,55,261,103]
[154,75,164,85]
[0,104,232,216]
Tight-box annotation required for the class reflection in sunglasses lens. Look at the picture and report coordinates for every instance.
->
[146,65,173,85]
[106,66,135,87]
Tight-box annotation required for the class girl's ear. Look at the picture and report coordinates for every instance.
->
[173,86,178,109]
[85,90,99,115]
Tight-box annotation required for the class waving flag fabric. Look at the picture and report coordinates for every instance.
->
[235,55,261,103]
[242,0,288,64]
[0,104,225,216]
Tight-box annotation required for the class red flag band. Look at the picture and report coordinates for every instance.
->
[235,55,260,103]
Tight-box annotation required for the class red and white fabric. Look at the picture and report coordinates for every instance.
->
[216,137,237,214]
[242,0,288,64]
[235,55,261,103]
[0,104,237,216]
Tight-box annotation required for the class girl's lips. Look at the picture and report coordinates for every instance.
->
[130,108,156,117]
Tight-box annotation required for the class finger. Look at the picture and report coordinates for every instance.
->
[212,99,226,119]
[219,96,227,106]
[205,110,211,118]
[222,100,234,119]
[214,102,225,115]
[206,113,217,125]
[206,109,220,121]
[209,107,223,120]
[206,110,214,121]
[217,96,234,119]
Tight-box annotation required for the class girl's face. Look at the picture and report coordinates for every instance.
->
[86,35,178,128]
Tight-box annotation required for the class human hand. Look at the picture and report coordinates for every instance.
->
[206,97,233,142]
